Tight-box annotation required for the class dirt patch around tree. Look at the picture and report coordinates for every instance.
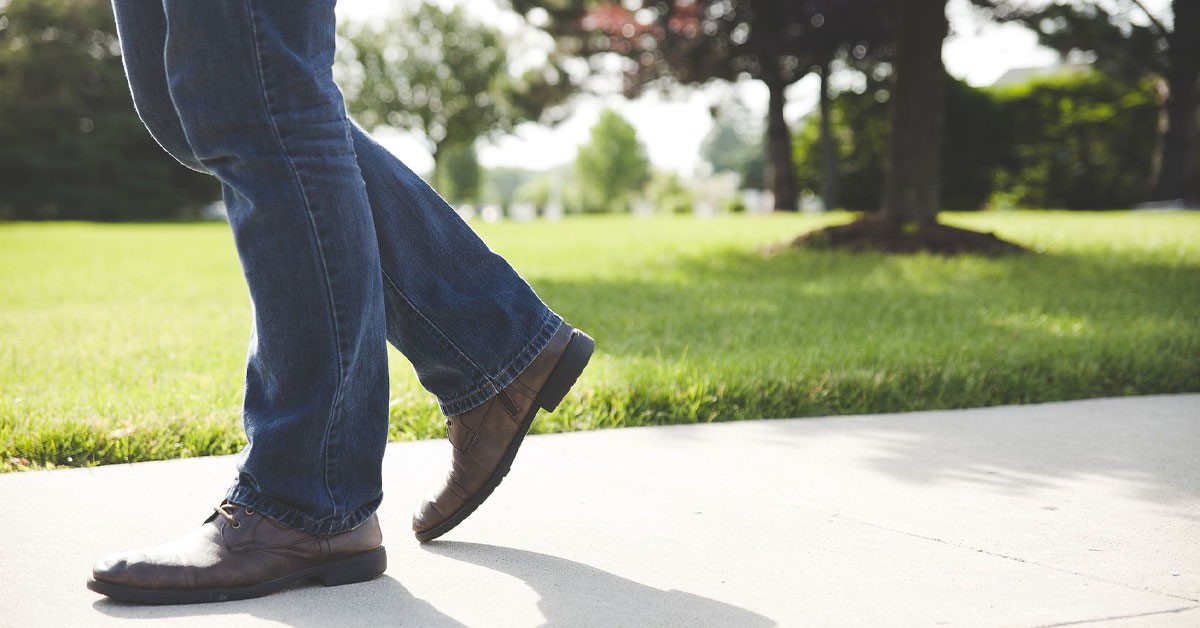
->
[785,215,1028,257]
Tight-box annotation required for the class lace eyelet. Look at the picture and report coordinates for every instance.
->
[231,520,241,529]
[244,508,255,516]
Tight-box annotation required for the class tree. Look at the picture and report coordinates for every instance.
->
[794,72,999,211]
[701,98,765,190]
[435,143,483,206]
[793,87,890,211]
[794,0,1023,254]
[507,0,891,211]
[972,0,1199,203]
[483,167,540,211]
[881,0,947,225]
[338,4,573,185]
[0,0,219,220]
[575,109,650,213]
[1157,1,1199,202]
[794,69,1154,211]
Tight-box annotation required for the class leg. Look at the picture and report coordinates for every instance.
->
[90,0,388,603]
[108,0,593,555]
[116,0,389,531]
[348,128,595,542]
[116,0,567,420]
[110,0,203,173]
[157,0,389,534]
[351,125,565,414]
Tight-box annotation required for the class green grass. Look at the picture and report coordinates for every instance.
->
[2,211,1198,471]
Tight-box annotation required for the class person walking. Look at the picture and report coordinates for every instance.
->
[86,0,593,605]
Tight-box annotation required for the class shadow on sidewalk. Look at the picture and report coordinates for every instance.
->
[843,398,1200,506]
[423,541,775,627]
[91,574,465,627]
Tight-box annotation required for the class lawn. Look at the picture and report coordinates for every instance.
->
[2,211,1198,471]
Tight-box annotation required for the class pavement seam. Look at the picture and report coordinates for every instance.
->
[833,514,1200,604]
[1032,605,1200,627]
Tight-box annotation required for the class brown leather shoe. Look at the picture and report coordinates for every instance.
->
[87,502,386,604]
[413,323,594,542]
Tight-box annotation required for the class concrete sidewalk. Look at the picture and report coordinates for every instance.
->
[2,395,1198,627]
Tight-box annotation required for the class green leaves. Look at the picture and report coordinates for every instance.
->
[337,3,575,186]
[574,109,649,213]
[0,0,220,220]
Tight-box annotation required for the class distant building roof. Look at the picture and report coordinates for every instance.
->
[990,62,1092,88]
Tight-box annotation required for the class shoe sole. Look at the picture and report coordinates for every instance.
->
[86,546,387,605]
[415,327,595,543]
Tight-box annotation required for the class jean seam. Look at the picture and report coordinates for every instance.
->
[245,0,343,516]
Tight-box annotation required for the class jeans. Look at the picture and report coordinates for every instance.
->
[110,0,562,535]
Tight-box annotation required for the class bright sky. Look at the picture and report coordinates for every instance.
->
[335,0,1170,177]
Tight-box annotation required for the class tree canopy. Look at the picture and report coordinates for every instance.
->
[701,97,765,190]
[337,3,574,181]
[0,0,218,220]
[506,0,891,211]
[972,0,1198,202]
[575,109,650,213]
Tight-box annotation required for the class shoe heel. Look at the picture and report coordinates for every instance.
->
[315,547,387,587]
[537,330,595,413]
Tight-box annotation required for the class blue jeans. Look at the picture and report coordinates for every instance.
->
[110,0,562,535]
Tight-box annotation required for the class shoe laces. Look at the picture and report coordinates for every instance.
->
[214,502,255,529]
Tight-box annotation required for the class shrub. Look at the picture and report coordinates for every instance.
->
[990,73,1158,209]
[793,70,1159,212]
[793,75,996,211]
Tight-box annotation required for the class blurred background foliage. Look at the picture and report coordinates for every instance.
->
[0,0,219,221]
[792,70,1160,210]
[0,0,1195,221]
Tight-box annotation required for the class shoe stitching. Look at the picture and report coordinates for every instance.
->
[497,391,519,417]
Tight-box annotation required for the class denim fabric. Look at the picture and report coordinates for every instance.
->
[110,0,562,535]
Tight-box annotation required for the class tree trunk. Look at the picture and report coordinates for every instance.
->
[1152,0,1199,202]
[765,74,799,211]
[881,0,948,225]
[818,54,839,211]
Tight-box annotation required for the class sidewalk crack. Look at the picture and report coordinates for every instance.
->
[833,514,1199,604]
[1034,605,1199,627]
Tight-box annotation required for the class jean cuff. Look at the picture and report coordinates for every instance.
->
[436,311,564,416]
[225,483,382,536]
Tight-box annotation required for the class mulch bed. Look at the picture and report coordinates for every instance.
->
[787,215,1028,256]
